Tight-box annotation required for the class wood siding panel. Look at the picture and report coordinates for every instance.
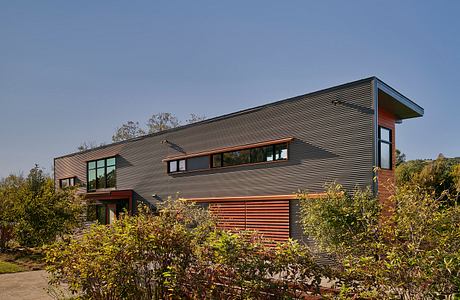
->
[210,200,290,242]
[378,107,396,215]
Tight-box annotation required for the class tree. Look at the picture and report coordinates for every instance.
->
[77,141,106,152]
[186,113,206,124]
[146,112,180,133]
[12,165,84,247]
[395,149,406,166]
[112,121,146,142]
[0,175,24,250]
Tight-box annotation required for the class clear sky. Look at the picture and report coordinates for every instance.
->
[1,1,459,178]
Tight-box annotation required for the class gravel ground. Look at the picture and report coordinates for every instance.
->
[0,270,52,300]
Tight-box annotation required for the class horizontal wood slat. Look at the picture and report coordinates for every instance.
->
[210,199,290,242]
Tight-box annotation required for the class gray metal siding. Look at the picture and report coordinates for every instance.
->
[55,81,374,208]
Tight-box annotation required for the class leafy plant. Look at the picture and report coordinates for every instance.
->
[299,183,460,299]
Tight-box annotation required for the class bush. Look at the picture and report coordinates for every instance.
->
[0,165,84,249]
[46,199,328,300]
[299,183,460,299]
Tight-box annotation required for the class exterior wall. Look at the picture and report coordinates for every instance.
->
[55,80,375,210]
[377,106,396,213]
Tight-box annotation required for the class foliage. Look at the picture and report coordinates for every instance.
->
[147,112,181,133]
[395,149,406,166]
[0,165,84,249]
[77,141,106,152]
[186,113,206,124]
[299,184,380,257]
[112,121,146,142]
[396,154,460,201]
[299,183,460,299]
[46,199,328,300]
[0,175,23,249]
[0,260,25,274]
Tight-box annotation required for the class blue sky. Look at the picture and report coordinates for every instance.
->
[0,1,459,177]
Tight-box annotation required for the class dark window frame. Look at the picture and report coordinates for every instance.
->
[212,142,288,168]
[168,159,187,173]
[59,177,76,189]
[378,126,392,170]
[87,157,117,192]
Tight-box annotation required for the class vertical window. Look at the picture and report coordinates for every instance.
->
[212,154,222,168]
[87,157,116,191]
[274,143,288,160]
[379,127,392,169]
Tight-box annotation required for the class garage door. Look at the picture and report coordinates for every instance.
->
[209,200,290,242]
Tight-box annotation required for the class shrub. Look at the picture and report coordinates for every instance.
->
[46,199,328,299]
[299,183,460,299]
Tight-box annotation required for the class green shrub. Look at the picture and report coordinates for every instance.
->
[46,199,328,300]
[299,183,460,299]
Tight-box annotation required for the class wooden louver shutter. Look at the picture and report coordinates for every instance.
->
[209,200,290,242]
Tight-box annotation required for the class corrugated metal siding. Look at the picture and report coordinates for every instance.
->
[54,81,374,209]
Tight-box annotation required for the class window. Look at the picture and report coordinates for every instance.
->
[59,177,75,188]
[168,159,186,173]
[211,142,288,168]
[378,127,392,169]
[87,157,116,191]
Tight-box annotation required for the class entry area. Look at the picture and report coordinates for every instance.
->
[85,190,133,225]
[95,199,129,225]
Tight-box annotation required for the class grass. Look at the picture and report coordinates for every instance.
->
[0,260,25,274]
[0,248,45,273]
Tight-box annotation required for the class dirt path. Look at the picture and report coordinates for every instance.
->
[0,270,52,300]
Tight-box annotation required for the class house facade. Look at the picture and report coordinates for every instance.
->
[54,77,424,242]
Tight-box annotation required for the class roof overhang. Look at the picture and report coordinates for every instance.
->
[376,79,424,120]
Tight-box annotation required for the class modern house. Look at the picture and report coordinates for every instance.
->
[54,77,424,242]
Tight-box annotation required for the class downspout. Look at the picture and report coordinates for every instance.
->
[372,78,379,195]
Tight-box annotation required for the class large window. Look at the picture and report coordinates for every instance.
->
[378,127,392,169]
[211,142,288,168]
[59,177,75,189]
[87,157,116,191]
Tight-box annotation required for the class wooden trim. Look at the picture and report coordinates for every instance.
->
[162,137,294,162]
[182,193,326,203]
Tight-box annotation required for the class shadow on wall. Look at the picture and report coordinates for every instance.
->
[169,139,339,178]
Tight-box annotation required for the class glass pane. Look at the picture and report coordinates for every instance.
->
[60,179,69,188]
[178,159,186,171]
[88,161,96,169]
[274,143,288,160]
[88,170,96,191]
[69,177,75,186]
[212,154,222,168]
[106,157,116,166]
[169,161,178,173]
[106,166,116,188]
[223,149,250,167]
[187,156,209,171]
[250,146,274,163]
[96,167,106,189]
[380,127,391,142]
[380,142,391,169]
[97,159,105,168]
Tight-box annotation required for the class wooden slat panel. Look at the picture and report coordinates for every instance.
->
[210,199,290,243]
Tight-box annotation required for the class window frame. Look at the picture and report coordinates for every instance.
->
[211,142,288,169]
[378,126,392,170]
[168,159,187,173]
[87,156,117,192]
[59,177,76,189]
